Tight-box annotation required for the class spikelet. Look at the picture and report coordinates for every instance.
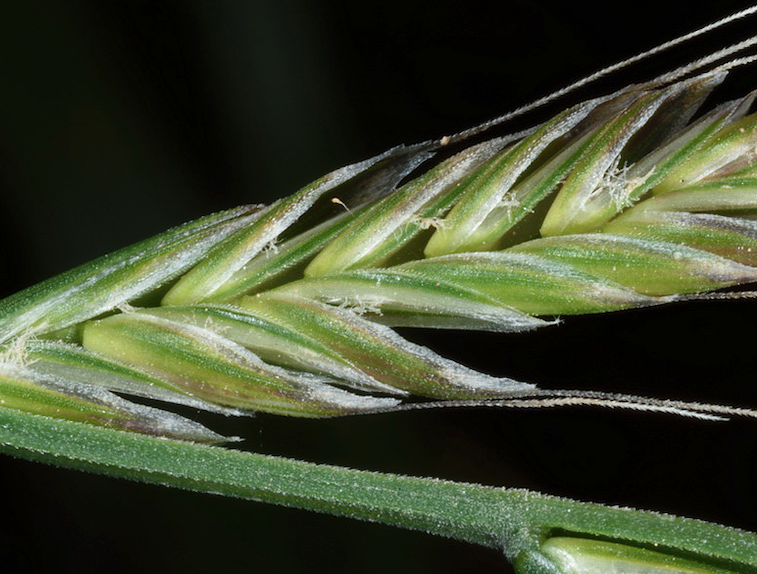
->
[4,6,757,442]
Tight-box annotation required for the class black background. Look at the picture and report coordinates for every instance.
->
[2,1,757,573]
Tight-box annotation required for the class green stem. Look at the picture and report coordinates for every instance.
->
[1,406,754,573]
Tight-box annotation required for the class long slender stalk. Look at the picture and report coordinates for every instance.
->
[2,406,754,574]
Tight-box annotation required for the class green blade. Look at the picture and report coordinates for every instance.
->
[81,312,398,417]
[397,251,661,315]
[620,90,756,202]
[164,145,433,304]
[305,138,506,276]
[425,99,600,255]
[605,210,757,267]
[24,339,246,416]
[654,111,757,194]
[540,91,668,235]
[135,304,407,395]
[204,209,358,299]
[238,292,536,399]
[0,363,223,443]
[0,206,260,343]
[276,268,550,332]
[507,234,757,296]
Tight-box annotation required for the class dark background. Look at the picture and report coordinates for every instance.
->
[2,1,757,573]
